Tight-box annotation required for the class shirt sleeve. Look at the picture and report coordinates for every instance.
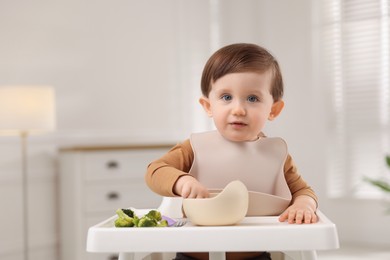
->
[145,139,194,196]
[284,154,318,207]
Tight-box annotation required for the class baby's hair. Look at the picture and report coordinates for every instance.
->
[200,43,284,101]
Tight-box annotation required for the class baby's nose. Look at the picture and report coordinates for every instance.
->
[232,102,246,116]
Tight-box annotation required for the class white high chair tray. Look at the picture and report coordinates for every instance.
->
[87,210,339,257]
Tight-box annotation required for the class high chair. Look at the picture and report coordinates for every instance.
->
[87,197,339,260]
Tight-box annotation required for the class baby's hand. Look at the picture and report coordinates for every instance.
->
[174,175,209,198]
[279,195,318,224]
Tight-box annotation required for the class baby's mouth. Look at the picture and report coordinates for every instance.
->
[230,122,248,127]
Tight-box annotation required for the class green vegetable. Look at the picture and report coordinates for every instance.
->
[137,216,158,227]
[157,219,168,227]
[114,208,168,228]
[145,209,162,221]
[114,209,134,227]
[133,215,140,227]
[122,208,134,218]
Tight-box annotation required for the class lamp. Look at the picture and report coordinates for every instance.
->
[0,86,56,260]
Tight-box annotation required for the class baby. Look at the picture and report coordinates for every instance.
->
[145,43,318,260]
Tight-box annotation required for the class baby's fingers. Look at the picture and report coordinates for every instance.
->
[181,187,192,198]
[278,210,289,222]
[295,210,318,224]
[287,209,299,224]
[279,209,296,223]
[304,211,318,224]
[294,210,304,224]
[279,209,318,224]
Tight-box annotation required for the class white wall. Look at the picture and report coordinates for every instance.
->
[0,0,388,259]
[0,0,201,142]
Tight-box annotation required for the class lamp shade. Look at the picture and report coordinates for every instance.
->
[0,86,56,135]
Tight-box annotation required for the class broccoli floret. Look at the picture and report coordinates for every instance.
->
[157,219,168,227]
[114,208,167,228]
[133,215,140,227]
[122,208,134,218]
[137,216,157,227]
[115,218,133,228]
[145,210,162,221]
[114,209,134,227]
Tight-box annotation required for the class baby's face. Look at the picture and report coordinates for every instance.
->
[204,71,275,142]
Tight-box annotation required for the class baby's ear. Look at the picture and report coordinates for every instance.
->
[199,96,212,117]
[268,100,284,120]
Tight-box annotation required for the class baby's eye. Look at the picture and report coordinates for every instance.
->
[221,94,232,101]
[247,95,259,103]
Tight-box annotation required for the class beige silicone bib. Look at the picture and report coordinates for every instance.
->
[189,130,292,216]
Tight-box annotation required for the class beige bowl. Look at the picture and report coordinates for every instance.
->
[182,180,249,226]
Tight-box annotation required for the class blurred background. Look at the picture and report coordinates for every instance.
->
[0,0,389,259]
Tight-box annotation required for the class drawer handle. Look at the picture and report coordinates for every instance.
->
[108,255,118,260]
[106,160,119,169]
[107,192,120,200]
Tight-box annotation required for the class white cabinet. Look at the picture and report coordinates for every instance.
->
[59,144,172,260]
